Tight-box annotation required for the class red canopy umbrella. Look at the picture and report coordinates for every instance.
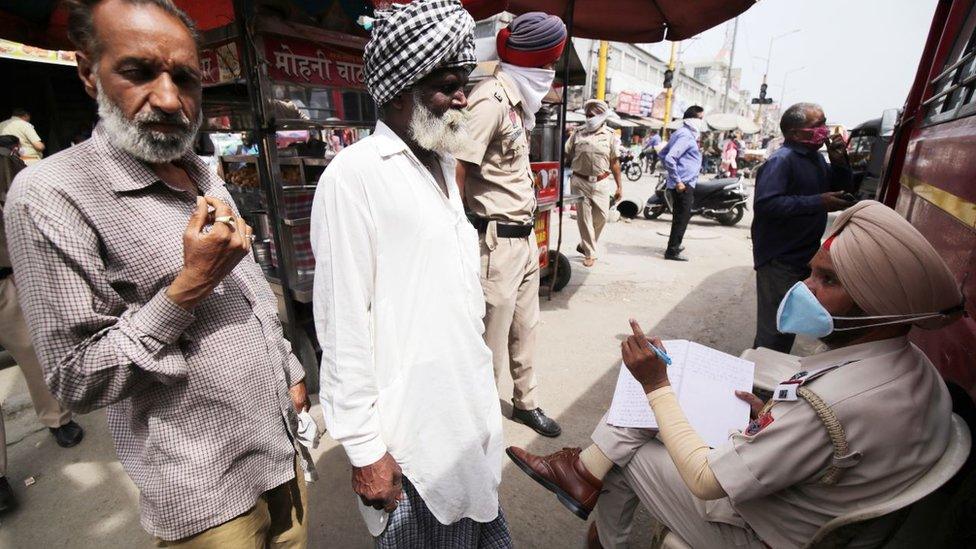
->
[508,0,755,42]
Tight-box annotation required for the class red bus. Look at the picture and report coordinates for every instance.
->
[879,0,976,402]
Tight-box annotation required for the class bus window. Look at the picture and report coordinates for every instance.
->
[924,5,976,124]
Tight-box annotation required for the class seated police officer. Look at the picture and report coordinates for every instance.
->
[508,201,963,548]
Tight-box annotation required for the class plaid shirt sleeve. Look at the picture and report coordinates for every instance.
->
[5,183,197,413]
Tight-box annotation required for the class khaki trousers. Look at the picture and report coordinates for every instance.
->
[0,276,72,477]
[572,175,613,259]
[590,416,763,549]
[155,458,308,548]
[479,227,540,410]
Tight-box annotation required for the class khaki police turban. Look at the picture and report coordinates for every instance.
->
[824,200,964,329]
[363,0,476,107]
[584,99,609,114]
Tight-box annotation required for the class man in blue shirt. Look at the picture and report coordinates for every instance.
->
[752,102,854,352]
[642,130,662,172]
[660,106,704,261]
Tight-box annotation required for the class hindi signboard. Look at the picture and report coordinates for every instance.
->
[264,35,365,89]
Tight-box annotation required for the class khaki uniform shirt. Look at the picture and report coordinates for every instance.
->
[706,337,952,548]
[566,126,618,177]
[456,69,535,224]
[0,117,42,159]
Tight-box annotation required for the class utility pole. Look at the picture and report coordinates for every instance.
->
[754,29,799,132]
[596,40,608,100]
[662,41,678,138]
[721,17,739,113]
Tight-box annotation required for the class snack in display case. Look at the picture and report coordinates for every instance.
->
[226,164,260,188]
[280,164,303,185]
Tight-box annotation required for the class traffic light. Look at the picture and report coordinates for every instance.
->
[752,83,774,105]
[663,69,674,89]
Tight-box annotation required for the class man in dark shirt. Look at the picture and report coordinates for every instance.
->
[752,102,854,352]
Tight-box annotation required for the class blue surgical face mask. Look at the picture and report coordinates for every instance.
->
[775,282,955,338]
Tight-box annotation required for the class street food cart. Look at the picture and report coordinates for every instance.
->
[193,5,379,391]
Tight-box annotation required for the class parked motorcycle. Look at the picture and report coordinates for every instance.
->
[619,153,643,182]
[643,174,749,226]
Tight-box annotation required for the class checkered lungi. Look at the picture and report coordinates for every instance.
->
[375,478,512,549]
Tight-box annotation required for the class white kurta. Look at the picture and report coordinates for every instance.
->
[311,121,504,525]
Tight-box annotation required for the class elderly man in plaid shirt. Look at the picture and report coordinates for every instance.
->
[4,0,314,546]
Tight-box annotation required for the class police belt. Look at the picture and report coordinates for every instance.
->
[468,216,534,238]
[574,172,611,183]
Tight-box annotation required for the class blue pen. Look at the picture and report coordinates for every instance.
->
[647,341,672,366]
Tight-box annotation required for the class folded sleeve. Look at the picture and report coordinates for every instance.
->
[311,165,387,467]
[4,182,195,413]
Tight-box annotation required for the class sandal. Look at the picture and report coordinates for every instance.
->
[583,257,596,267]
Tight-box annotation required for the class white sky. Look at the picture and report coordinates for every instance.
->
[642,0,939,126]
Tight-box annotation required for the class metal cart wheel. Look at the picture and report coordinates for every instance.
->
[541,250,572,292]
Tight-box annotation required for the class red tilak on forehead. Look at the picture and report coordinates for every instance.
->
[823,235,836,250]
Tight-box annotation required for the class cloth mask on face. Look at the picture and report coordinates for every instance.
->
[585,111,609,132]
[793,124,831,148]
[776,281,960,338]
[499,63,555,130]
[683,118,705,133]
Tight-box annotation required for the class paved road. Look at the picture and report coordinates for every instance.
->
[0,171,774,548]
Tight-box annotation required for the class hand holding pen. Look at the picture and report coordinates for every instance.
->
[620,319,672,393]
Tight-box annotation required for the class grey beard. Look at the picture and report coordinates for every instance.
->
[408,91,469,154]
[96,80,201,163]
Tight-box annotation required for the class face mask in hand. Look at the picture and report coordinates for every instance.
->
[775,281,959,338]
[793,125,831,148]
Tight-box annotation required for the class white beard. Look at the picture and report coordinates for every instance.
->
[96,79,202,163]
[408,91,469,154]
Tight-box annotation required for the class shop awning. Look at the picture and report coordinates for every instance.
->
[0,38,76,66]
[508,0,756,43]
[704,112,760,134]
[608,116,639,129]
[621,114,664,129]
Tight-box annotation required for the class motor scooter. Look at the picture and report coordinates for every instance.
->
[643,173,750,226]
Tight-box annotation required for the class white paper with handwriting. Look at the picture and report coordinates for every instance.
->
[607,340,755,448]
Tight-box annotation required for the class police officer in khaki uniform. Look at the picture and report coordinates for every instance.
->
[507,201,964,548]
[456,12,567,437]
[566,99,623,267]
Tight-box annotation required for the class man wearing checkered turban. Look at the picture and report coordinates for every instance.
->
[312,1,512,547]
[364,0,477,107]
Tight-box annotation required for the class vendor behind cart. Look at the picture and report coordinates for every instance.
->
[566,99,623,267]
[455,12,566,438]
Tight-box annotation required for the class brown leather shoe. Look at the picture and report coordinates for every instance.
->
[506,446,603,520]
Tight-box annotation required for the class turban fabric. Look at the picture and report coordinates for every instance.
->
[825,201,964,329]
[496,12,567,68]
[583,99,609,114]
[363,0,476,107]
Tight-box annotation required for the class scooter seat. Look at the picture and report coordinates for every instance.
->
[693,177,738,196]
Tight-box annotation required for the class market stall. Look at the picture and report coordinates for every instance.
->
[189,3,383,390]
